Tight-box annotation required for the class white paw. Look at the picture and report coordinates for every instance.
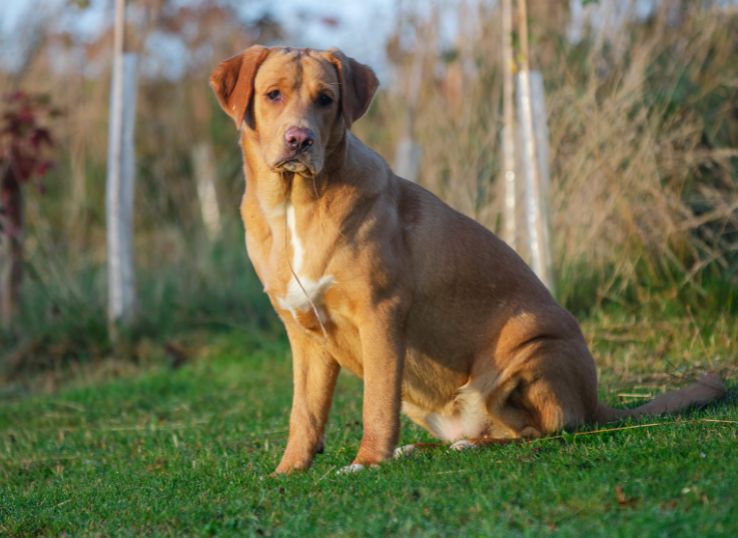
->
[449,439,476,451]
[336,463,366,475]
[393,444,416,458]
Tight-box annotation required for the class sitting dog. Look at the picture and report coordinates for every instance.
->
[209,46,726,474]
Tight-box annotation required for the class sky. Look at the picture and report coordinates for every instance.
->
[0,0,404,78]
[3,0,735,79]
[0,0,509,80]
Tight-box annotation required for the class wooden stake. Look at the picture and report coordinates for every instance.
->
[501,0,517,251]
[106,0,138,333]
[516,0,555,294]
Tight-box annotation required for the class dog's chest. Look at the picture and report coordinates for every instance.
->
[255,202,336,332]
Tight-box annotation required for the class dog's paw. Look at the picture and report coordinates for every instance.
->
[393,444,417,458]
[449,439,476,451]
[336,463,375,475]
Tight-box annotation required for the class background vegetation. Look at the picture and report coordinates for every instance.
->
[0,1,737,534]
[0,0,736,378]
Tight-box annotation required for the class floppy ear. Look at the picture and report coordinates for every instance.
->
[209,45,270,128]
[326,49,379,127]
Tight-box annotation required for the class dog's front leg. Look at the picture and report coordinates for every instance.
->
[351,308,405,468]
[274,326,340,474]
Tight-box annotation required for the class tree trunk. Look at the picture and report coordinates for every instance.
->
[529,71,554,288]
[394,48,423,183]
[0,170,23,326]
[501,0,517,250]
[106,0,138,335]
[516,0,555,294]
[192,142,222,240]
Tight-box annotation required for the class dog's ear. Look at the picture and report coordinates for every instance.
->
[209,45,270,128]
[325,49,379,127]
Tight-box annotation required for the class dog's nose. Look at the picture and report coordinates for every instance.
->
[284,127,315,152]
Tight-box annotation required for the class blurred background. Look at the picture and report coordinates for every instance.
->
[1,0,737,388]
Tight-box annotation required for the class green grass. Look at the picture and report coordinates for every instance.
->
[1,322,737,537]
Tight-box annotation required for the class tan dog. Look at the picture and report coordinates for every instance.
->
[210,46,726,474]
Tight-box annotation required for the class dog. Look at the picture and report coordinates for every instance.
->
[209,46,726,474]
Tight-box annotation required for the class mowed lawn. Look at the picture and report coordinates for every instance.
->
[2,317,737,537]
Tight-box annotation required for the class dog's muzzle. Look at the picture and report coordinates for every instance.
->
[273,157,316,176]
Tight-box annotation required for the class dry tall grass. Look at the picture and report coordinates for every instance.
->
[2,1,737,361]
[358,2,738,308]
[547,7,738,298]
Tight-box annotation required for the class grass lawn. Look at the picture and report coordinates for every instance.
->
[1,312,737,537]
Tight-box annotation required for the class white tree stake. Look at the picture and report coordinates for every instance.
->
[516,0,554,294]
[501,0,517,251]
[106,0,138,330]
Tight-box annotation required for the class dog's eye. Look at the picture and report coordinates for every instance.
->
[316,93,333,107]
[266,89,282,102]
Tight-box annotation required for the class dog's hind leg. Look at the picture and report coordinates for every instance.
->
[393,442,444,458]
[448,427,541,451]
[447,341,598,450]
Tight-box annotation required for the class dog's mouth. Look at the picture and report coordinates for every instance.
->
[273,158,317,177]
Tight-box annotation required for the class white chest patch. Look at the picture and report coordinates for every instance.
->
[277,204,334,321]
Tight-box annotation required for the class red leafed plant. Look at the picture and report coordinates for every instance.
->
[0,90,58,325]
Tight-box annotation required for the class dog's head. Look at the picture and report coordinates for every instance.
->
[210,46,379,177]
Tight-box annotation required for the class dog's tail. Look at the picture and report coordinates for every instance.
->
[594,373,727,424]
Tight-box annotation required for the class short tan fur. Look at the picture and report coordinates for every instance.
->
[210,46,726,473]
